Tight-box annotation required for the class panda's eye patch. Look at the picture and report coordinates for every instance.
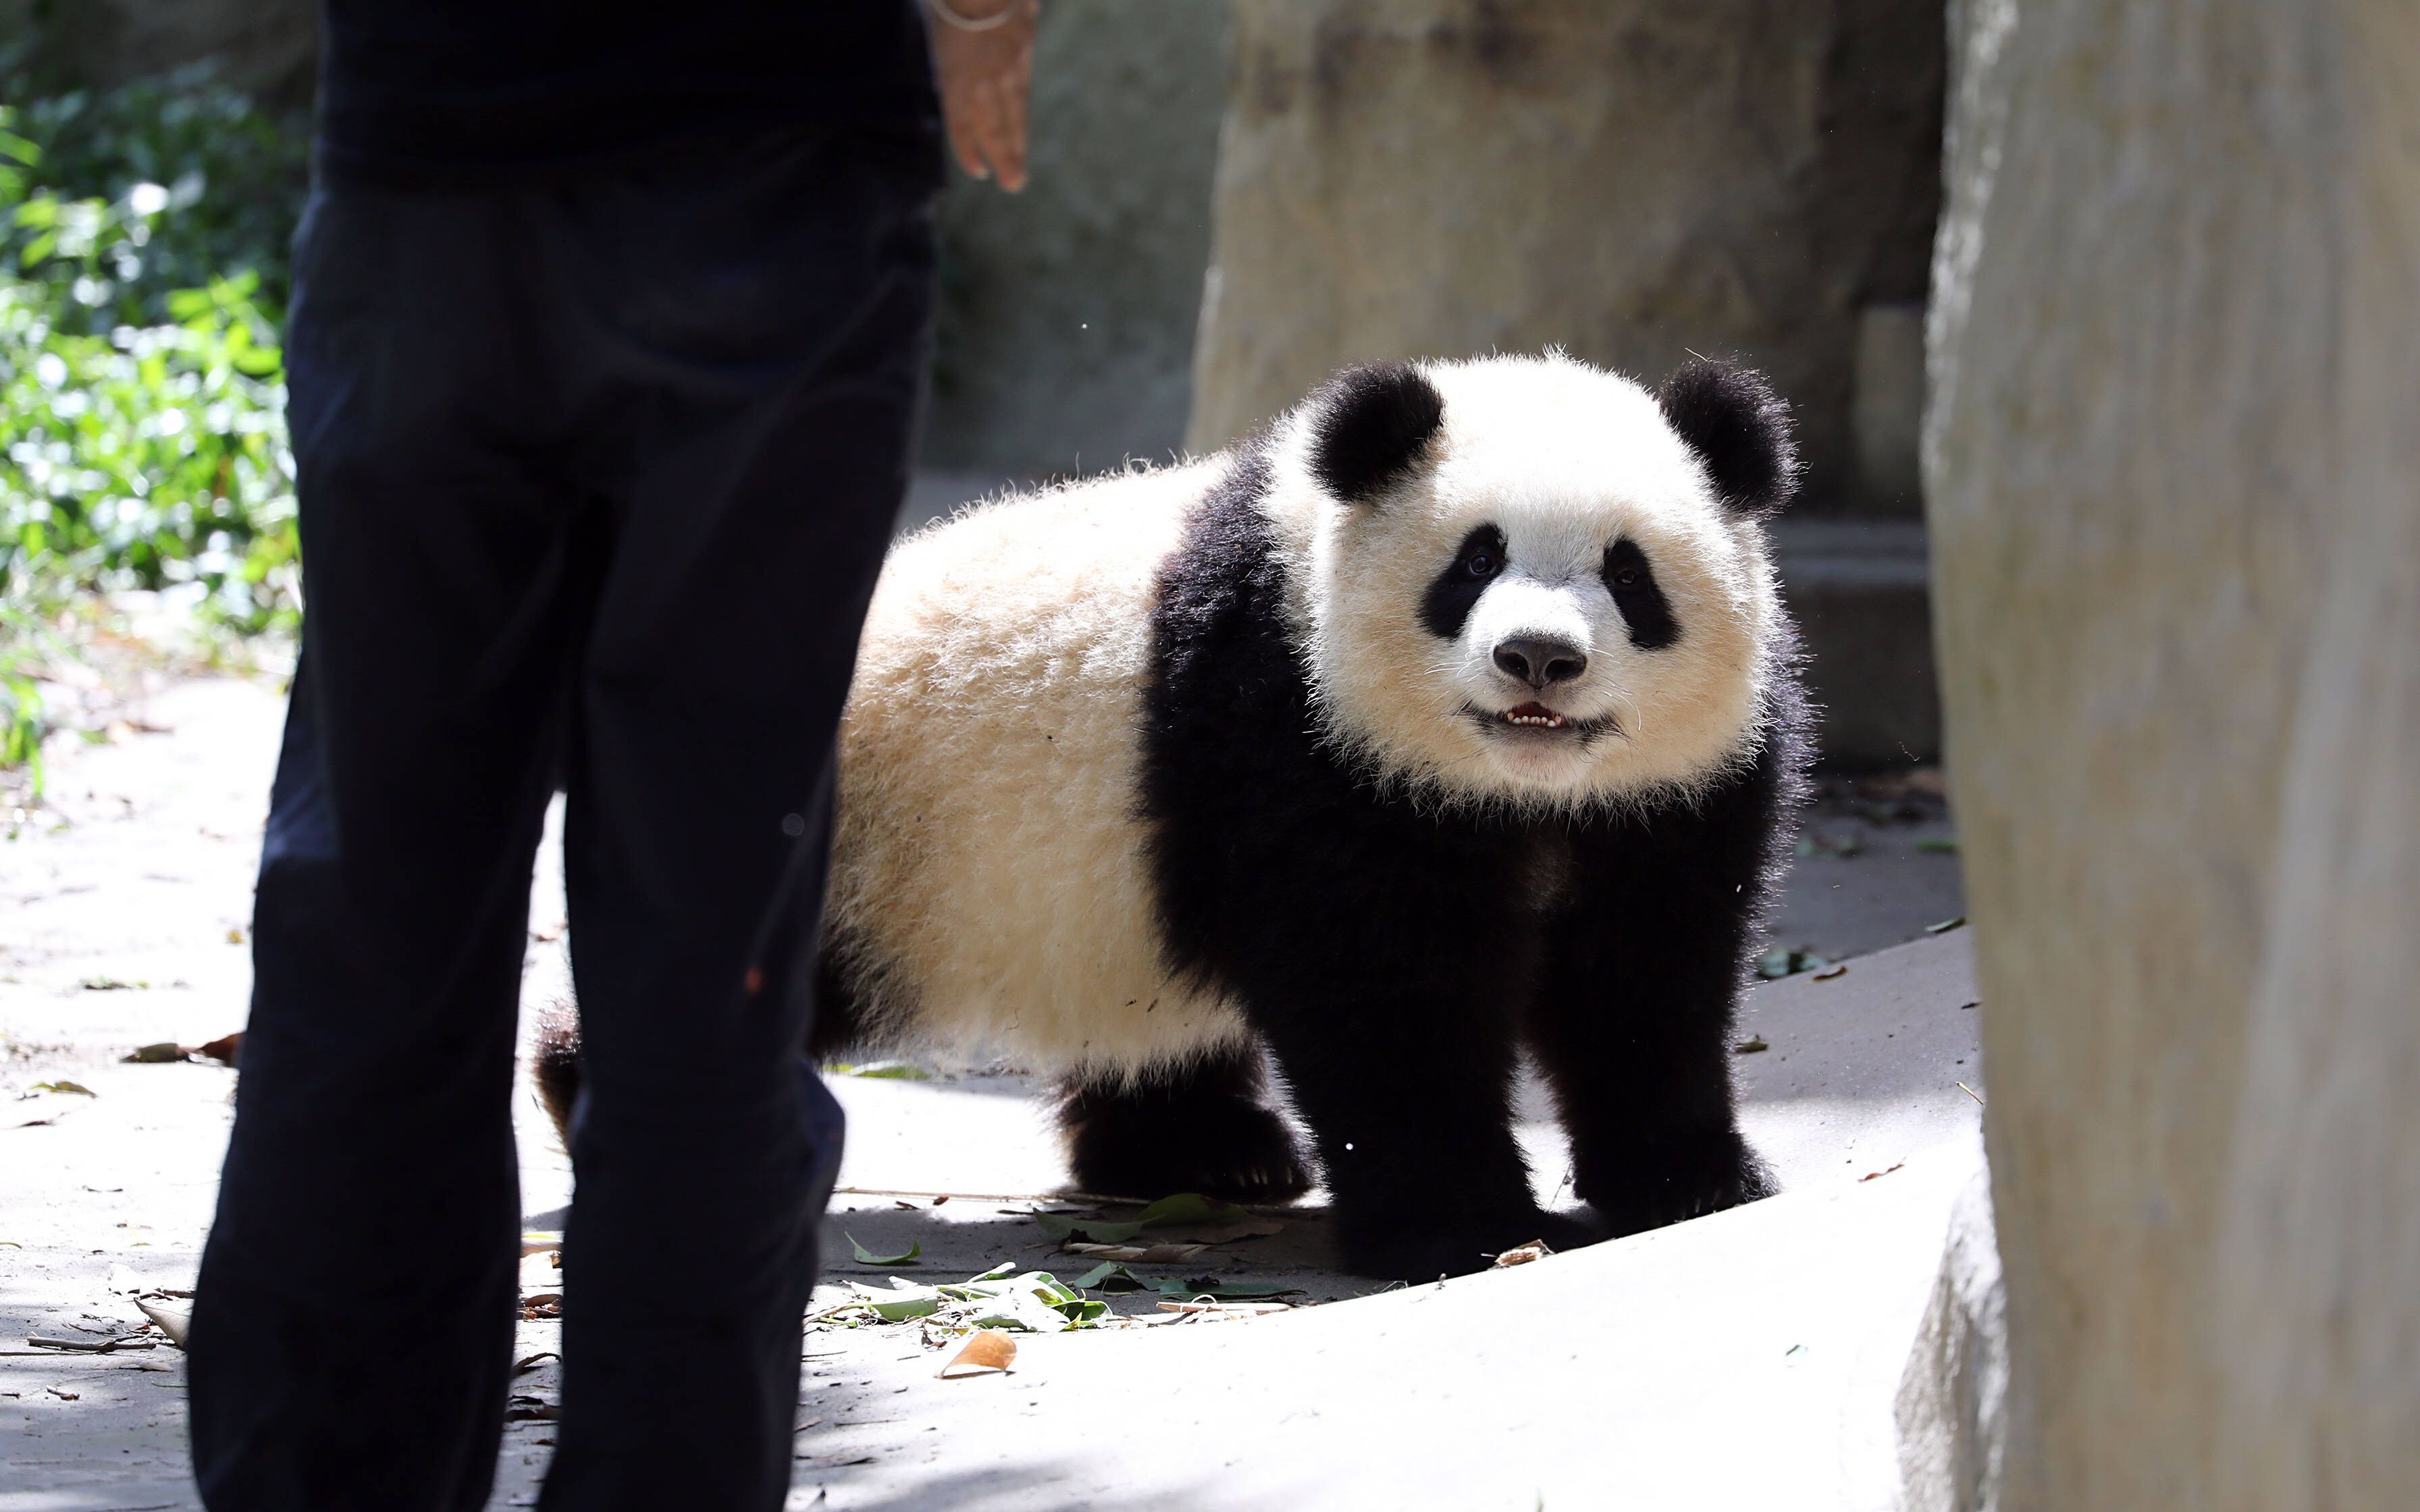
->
[1420,524,1507,639]
[1603,539,1678,651]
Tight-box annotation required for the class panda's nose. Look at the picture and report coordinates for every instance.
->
[1492,636,1589,689]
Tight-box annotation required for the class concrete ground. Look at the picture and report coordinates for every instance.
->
[1,672,1973,1511]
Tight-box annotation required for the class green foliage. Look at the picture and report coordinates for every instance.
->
[1,665,43,796]
[2,64,307,332]
[1,69,307,651]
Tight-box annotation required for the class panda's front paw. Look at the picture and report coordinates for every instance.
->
[1577,1127,1777,1238]
[1336,1208,1602,1282]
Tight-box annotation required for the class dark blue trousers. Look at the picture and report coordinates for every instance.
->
[190,128,937,1511]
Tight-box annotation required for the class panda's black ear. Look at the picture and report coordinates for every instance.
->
[1654,359,1800,518]
[1307,361,1446,505]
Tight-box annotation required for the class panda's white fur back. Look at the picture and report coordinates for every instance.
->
[825,460,1251,1079]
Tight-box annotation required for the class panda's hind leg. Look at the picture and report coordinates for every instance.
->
[1055,1043,1312,1202]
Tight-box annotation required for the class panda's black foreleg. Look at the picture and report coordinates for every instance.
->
[1246,990,1598,1281]
[1055,1042,1313,1202]
[1527,804,1784,1238]
[1526,934,1776,1239]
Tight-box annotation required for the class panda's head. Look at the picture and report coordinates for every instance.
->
[1262,352,1798,811]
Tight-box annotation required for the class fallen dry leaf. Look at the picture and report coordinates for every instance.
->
[137,1299,190,1347]
[28,1334,133,1352]
[1494,1239,1556,1267]
[512,1351,559,1375]
[1859,1162,1907,1183]
[194,1033,243,1066]
[938,1328,1018,1378]
[122,1042,187,1064]
[1733,1035,1770,1054]
[1813,964,1848,981]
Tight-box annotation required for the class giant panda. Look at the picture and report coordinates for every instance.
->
[538,352,1812,1281]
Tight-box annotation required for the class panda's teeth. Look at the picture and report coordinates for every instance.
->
[1499,706,1570,730]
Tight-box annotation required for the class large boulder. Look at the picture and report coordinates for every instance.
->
[1921,0,2420,1505]
[1186,0,1945,518]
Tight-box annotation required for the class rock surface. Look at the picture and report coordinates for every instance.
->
[1921,0,2420,1506]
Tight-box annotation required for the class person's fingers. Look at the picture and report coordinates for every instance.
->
[945,97,989,180]
[993,33,1032,191]
[968,78,1022,194]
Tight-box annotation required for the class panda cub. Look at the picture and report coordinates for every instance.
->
[542,352,1812,1281]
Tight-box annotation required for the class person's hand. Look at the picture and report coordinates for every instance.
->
[926,0,1039,192]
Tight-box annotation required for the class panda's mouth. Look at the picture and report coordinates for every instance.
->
[1502,701,1570,730]
[1464,701,1621,740]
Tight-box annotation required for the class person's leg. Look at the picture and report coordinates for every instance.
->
[190,184,589,1511]
[535,128,938,1512]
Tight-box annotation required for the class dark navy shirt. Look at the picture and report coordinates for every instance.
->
[314,1,939,186]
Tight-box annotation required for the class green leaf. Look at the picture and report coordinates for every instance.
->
[851,1282,944,1322]
[30,1080,95,1096]
[823,1059,932,1080]
[846,1233,921,1267]
[1755,948,1830,980]
[1925,915,1968,934]
[1913,836,1959,854]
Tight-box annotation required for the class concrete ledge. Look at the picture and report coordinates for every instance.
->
[1774,519,1942,767]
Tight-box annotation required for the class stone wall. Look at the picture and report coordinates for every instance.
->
[1922,0,2420,1505]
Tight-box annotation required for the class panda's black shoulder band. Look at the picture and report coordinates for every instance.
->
[1654,358,1801,518]
[1307,362,1446,505]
